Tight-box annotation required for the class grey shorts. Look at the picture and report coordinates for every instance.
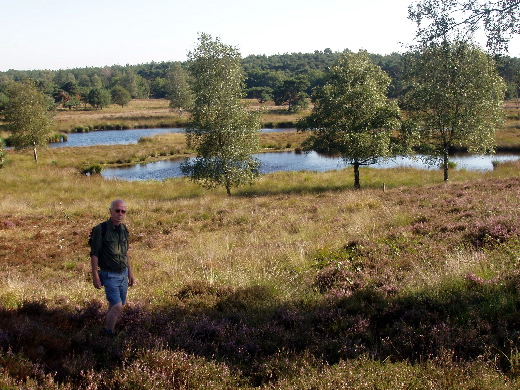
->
[99,268,128,306]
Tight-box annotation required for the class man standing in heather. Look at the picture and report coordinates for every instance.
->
[90,199,135,336]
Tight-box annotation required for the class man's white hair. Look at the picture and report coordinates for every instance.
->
[110,199,126,210]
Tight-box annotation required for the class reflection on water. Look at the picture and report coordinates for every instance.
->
[49,128,519,181]
[50,128,292,148]
[49,128,185,148]
[101,151,520,181]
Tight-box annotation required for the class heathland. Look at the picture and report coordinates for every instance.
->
[0,99,519,389]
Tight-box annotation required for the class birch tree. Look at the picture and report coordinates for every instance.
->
[181,33,261,195]
[409,0,520,53]
[401,41,505,181]
[298,51,401,189]
[167,62,193,113]
[5,81,54,162]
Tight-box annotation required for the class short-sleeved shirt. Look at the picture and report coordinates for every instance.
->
[89,220,129,272]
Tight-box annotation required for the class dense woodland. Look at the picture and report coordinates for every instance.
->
[0,49,519,113]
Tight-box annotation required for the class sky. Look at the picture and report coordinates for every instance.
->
[0,0,518,72]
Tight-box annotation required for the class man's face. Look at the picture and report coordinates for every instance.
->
[110,202,127,225]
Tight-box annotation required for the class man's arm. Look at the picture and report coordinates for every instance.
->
[126,255,135,286]
[91,255,102,289]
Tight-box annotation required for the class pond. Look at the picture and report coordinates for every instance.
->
[101,151,520,181]
[47,128,519,180]
[50,127,290,148]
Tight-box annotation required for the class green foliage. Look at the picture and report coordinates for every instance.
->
[73,125,91,133]
[273,76,310,112]
[4,81,54,150]
[60,80,80,96]
[182,33,261,195]
[47,133,67,144]
[299,50,401,188]
[150,77,169,99]
[117,69,150,98]
[80,163,104,175]
[409,0,520,53]
[245,69,285,100]
[0,91,8,112]
[110,85,132,107]
[498,56,520,99]
[243,49,339,96]
[312,243,364,270]
[0,49,519,107]
[86,87,111,109]
[167,62,193,110]
[401,41,506,181]
[63,96,81,110]
[247,86,273,103]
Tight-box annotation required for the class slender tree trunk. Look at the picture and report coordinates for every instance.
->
[226,181,232,196]
[33,143,38,163]
[443,148,449,182]
[353,161,361,189]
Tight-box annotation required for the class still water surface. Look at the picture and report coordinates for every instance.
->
[50,127,288,148]
[102,151,520,181]
[48,128,519,180]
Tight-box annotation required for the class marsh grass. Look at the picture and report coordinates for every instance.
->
[10,131,307,173]
[0,130,520,388]
[53,99,188,131]
[498,100,520,149]
[2,98,519,150]
[46,99,309,133]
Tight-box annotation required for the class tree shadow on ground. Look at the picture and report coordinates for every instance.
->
[2,275,520,387]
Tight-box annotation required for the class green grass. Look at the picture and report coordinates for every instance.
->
[0,121,520,388]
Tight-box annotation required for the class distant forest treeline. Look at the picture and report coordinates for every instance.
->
[1,49,519,110]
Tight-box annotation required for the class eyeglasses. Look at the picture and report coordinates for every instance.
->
[114,209,126,214]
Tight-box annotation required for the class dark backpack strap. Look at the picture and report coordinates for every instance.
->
[88,221,108,248]
[101,221,107,238]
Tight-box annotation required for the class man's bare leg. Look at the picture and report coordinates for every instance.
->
[105,302,123,332]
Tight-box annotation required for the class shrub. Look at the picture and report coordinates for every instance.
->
[137,136,153,144]
[440,161,457,170]
[277,121,295,128]
[470,217,519,248]
[3,135,13,147]
[263,354,515,389]
[106,349,238,389]
[80,164,104,175]
[47,133,67,144]
[312,242,365,270]
[73,126,90,133]
[312,243,366,294]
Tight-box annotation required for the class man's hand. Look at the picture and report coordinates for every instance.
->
[90,255,101,289]
[128,271,135,287]
[92,272,102,289]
